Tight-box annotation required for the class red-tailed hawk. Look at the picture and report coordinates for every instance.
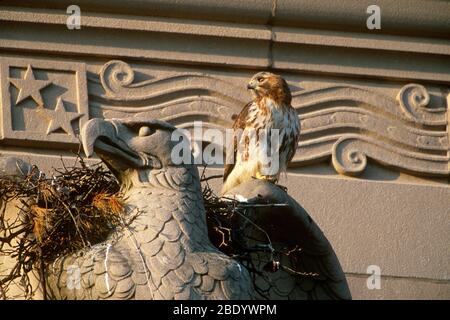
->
[222,72,300,194]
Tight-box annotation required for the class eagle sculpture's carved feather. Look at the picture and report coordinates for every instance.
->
[1,117,350,300]
[222,72,300,195]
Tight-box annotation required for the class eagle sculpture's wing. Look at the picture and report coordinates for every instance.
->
[223,101,252,182]
[226,179,351,300]
[46,243,142,300]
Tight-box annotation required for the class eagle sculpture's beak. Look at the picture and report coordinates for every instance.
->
[81,118,145,174]
[81,118,115,158]
[81,118,177,182]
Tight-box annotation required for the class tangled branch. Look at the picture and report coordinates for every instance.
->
[0,155,126,299]
[200,168,318,299]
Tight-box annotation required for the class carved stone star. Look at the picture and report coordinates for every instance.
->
[9,65,51,106]
[41,98,83,136]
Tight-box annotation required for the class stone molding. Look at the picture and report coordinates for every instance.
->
[1,3,450,83]
[2,0,450,38]
[3,57,447,178]
[95,60,450,178]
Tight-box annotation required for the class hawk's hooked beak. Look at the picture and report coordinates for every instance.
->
[247,81,256,90]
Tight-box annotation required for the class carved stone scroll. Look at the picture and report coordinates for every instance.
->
[292,84,448,177]
[90,60,449,178]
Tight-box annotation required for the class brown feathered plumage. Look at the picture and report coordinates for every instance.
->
[222,72,300,194]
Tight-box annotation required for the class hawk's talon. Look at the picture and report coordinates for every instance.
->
[254,172,277,182]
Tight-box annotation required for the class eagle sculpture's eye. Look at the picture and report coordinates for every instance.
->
[139,126,154,137]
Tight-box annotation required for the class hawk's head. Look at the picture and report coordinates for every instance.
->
[246,72,292,106]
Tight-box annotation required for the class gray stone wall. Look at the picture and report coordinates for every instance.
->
[1,0,449,299]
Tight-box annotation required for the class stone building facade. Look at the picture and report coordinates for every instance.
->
[0,0,449,299]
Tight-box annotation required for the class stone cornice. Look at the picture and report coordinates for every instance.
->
[2,0,450,38]
[1,2,450,83]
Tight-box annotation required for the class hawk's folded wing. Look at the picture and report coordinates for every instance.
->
[223,101,253,182]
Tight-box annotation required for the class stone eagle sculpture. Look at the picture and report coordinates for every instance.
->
[1,118,351,300]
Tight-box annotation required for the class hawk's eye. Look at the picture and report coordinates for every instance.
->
[139,126,154,137]
[258,77,264,83]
